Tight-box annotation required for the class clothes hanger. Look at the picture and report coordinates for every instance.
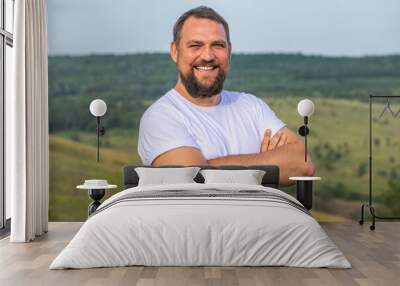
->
[378,97,400,118]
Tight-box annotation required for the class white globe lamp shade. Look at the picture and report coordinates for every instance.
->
[89,99,107,117]
[297,99,314,117]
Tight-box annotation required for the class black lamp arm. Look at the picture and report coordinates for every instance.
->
[96,116,106,162]
[298,116,309,162]
[96,117,106,136]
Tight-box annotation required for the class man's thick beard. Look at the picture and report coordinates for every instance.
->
[179,67,226,99]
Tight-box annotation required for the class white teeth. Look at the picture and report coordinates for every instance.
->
[196,66,214,71]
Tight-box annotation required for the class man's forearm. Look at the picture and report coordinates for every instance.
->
[207,142,314,186]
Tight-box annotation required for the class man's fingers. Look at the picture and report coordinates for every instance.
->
[261,141,268,153]
[283,133,288,144]
[261,130,270,153]
[261,144,267,153]
[277,134,287,147]
[260,129,271,153]
[268,131,282,150]
[261,129,288,152]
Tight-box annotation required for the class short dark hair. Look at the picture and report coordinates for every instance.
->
[173,6,231,45]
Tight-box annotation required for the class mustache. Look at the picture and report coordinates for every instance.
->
[192,60,219,68]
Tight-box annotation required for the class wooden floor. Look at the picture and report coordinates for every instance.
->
[0,222,399,286]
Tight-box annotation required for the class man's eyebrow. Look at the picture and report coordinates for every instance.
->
[211,40,228,46]
[186,40,228,46]
[186,40,203,45]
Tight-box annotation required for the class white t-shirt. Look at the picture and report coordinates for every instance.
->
[138,89,285,165]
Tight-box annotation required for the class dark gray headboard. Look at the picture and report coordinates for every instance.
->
[123,165,280,189]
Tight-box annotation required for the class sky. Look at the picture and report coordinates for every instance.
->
[47,0,400,56]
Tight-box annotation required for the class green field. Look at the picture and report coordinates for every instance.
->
[50,96,400,221]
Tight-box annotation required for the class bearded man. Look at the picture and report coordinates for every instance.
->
[138,6,313,185]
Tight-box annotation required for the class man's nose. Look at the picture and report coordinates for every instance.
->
[200,46,215,61]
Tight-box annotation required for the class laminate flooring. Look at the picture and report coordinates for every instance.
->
[0,222,399,286]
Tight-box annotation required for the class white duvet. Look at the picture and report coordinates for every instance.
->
[50,183,351,269]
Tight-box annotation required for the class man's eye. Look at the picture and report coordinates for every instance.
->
[214,44,226,48]
[189,45,200,48]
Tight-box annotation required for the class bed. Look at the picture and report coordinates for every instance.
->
[50,165,351,269]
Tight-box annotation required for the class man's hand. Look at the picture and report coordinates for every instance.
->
[152,127,313,186]
[260,129,288,153]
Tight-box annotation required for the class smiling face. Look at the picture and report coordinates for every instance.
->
[171,16,231,99]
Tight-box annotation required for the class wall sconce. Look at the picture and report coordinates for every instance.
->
[89,99,107,162]
[291,99,320,211]
[297,99,314,162]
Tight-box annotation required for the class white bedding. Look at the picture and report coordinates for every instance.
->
[50,183,351,269]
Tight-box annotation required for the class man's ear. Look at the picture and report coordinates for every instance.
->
[170,41,178,63]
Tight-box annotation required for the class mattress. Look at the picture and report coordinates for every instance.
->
[50,183,351,269]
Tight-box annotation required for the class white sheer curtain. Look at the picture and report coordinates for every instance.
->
[7,0,49,242]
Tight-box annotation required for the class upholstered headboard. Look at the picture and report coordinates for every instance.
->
[123,165,280,189]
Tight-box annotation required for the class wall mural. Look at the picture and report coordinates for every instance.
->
[47,2,400,222]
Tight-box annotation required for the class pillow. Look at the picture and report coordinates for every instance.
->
[135,167,201,186]
[200,169,266,185]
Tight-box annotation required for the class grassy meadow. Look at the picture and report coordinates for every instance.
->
[50,96,400,221]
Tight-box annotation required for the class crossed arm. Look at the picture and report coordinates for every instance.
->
[152,127,314,186]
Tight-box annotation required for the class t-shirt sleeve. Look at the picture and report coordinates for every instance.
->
[137,105,200,165]
[255,97,286,138]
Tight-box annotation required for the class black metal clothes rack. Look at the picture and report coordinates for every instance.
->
[359,95,400,230]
